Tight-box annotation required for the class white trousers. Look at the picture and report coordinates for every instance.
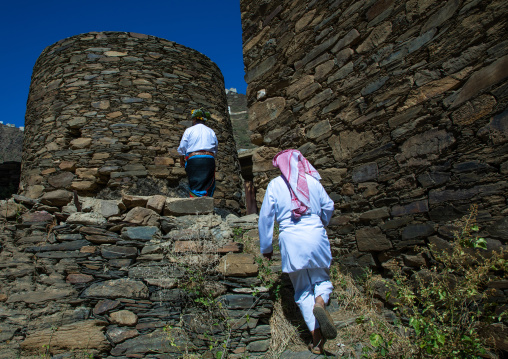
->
[288,268,333,332]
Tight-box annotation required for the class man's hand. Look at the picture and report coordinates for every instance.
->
[179,156,185,167]
[262,251,273,260]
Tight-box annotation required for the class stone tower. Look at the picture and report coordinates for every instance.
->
[22,31,243,211]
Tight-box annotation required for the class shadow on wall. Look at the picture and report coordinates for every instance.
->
[0,161,21,200]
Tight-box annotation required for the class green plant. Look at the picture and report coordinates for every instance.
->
[368,205,506,358]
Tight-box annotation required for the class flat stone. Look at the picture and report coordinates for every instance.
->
[93,299,121,316]
[20,320,110,354]
[110,310,138,326]
[216,253,258,277]
[122,194,149,208]
[101,246,138,259]
[121,226,160,241]
[124,207,160,226]
[48,172,75,189]
[8,288,76,303]
[21,211,54,225]
[106,327,139,344]
[164,197,214,216]
[401,223,435,240]
[391,200,429,216]
[356,21,392,53]
[307,119,331,139]
[0,202,27,219]
[146,195,166,213]
[421,0,460,33]
[70,137,92,149]
[488,217,508,239]
[352,162,378,183]
[395,129,455,164]
[329,130,375,162]
[40,190,73,207]
[26,240,90,252]
[356,227,392,251]
[67,212,106,225]
[110,328,192,356]
[66,273,94,284]
[246,339,271,352]
[85,234,119,244]
[451,54,508,108]
[100,200,120,218]
[82,279,149,299]
[248,97,286,131]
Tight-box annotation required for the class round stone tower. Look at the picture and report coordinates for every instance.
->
[22,31,243,211]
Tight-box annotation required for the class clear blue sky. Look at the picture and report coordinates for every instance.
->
[1,0,247,129]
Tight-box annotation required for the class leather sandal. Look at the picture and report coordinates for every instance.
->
[313,303,337,340]
[308,343,324,355]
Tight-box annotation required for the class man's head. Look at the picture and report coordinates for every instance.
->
[190,108,211,125]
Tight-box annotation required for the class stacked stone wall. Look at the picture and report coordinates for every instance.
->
[22,31,243,213]
[0,195,272,358]
[241,0,508,275]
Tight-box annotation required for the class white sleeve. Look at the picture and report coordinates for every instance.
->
[258,182,275,254]
[177,129,189,155]
[319,184,334,227]
[211,131,218,154]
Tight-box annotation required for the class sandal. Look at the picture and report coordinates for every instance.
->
[313,303,337,340]
[308,343,324,355]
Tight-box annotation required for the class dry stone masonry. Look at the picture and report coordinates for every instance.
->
[0,194,273,358]
[22,31,243,213]
[240,0,508,276]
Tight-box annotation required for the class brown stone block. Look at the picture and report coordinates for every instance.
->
[66,273,94,284]
[216,253,258,277]
[71,181,97,192]
[248,97,286,131]
[147,165,170,177]
[110,310,138,326]
[122,194,149,208]
[154,156,174,166]
[70,137,92,149]
[41,168,57,175]
[356,227,392,251]
[20,320,110,354]
[452,94,496,126]
[146,195,166,214]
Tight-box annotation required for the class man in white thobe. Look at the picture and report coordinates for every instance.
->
[258,149,337,355]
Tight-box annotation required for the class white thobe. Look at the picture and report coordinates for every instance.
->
[258,174,334,273]
[177,123,218,156]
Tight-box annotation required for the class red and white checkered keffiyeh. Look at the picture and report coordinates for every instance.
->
[272,149,321,219]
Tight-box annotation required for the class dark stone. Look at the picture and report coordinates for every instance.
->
[452,161,494,173]
[35,251,90,259]
[417,171,450,188]
[356,227,392,251]
[381,217,412,230]
[57,233,83,241]
[352,162,378,183]
[25,240,90,253]
[488,217,508,240]
[110,328,193,356]
[428,204,465,222]
[401,223,435,240]
[101,246,138,259]
[217,294,255,310]
[391,200,429,217]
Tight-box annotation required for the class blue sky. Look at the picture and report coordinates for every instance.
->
[1,0,247,129]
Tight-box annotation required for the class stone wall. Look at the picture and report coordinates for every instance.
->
[22,31,243,213]
[241,0,508,275]
[0,194,272,358]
